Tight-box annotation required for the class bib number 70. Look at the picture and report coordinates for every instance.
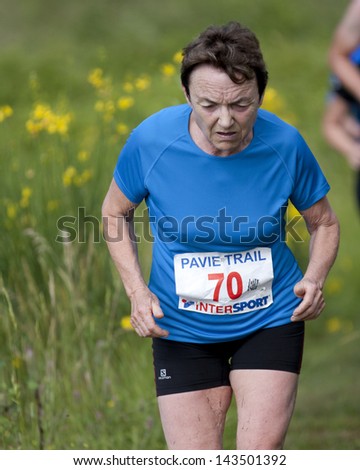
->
[208,272,243,302]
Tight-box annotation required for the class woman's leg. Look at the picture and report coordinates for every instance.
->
[157,386,232,449]
[230,369,299,450]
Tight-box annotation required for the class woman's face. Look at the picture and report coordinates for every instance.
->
[185,64,262,157]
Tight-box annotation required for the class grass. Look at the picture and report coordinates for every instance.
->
[0,0,359,450]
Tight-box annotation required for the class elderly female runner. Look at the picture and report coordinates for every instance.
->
[102,22,340,450]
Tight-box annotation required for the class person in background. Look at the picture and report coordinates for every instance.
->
[322,0,360,211]
[102,21,340,449]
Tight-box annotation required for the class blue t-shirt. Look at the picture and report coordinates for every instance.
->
[349,45,360,64]
[113,104,330,343]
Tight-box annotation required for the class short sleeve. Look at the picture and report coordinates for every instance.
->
[113,129,148,204]
[290,133,330,211]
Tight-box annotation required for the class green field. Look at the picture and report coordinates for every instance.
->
[0,0,359,450]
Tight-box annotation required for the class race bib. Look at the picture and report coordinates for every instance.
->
[174,248,274,315]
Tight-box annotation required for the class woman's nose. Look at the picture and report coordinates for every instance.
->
[218,107,234,128]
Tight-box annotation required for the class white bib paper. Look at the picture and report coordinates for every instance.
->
[174,248,274,315]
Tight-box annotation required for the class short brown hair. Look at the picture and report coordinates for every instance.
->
[181,21,268,99]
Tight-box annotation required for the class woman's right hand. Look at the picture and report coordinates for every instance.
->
[129,286,169,338]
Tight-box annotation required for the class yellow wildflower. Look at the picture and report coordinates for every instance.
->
[262,87,277,104]
[116,123,129,135]
[107,400,115,409]
[26,119,41,135]
[287,202,301,220]
[47,200,60,212]
[95,100,105,112]
[261,87,286,115]
[6,203,17,219]
[161,63,176,77]
[173,51,183,64]
[105,100,115,113]
[135,75,151,91]
[88,68,105,89]
[12,357,22,369]
[21,187,32,199]
[26,104,72,136]
[99,100,115,122]
[120,315,133,331]
[62,166,77,187]
[77,150,90,162]
[4,105,13,116]
[74,169,93,187]
[123,82,134,93]
[326,317,341,333]
[20,199,29,209]
[96,100,114,118]
[20,186,32,208]
[0,105,13,122]
[46,121,57,134]
[33,104,50,120]
[117,96,134,110]
[50,114,72,135]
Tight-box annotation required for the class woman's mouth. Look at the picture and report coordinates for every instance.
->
[216,131,237,139]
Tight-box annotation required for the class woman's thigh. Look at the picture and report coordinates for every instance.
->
[158,385,232,450]
[228,322,304,449]
[230,369,299,449]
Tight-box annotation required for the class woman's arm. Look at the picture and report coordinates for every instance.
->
[102,179,168,337]
[291,196,340,322]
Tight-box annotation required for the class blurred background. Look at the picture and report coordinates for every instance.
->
[0,0,359,450]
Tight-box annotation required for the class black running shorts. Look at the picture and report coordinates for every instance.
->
[152,322,304,396]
